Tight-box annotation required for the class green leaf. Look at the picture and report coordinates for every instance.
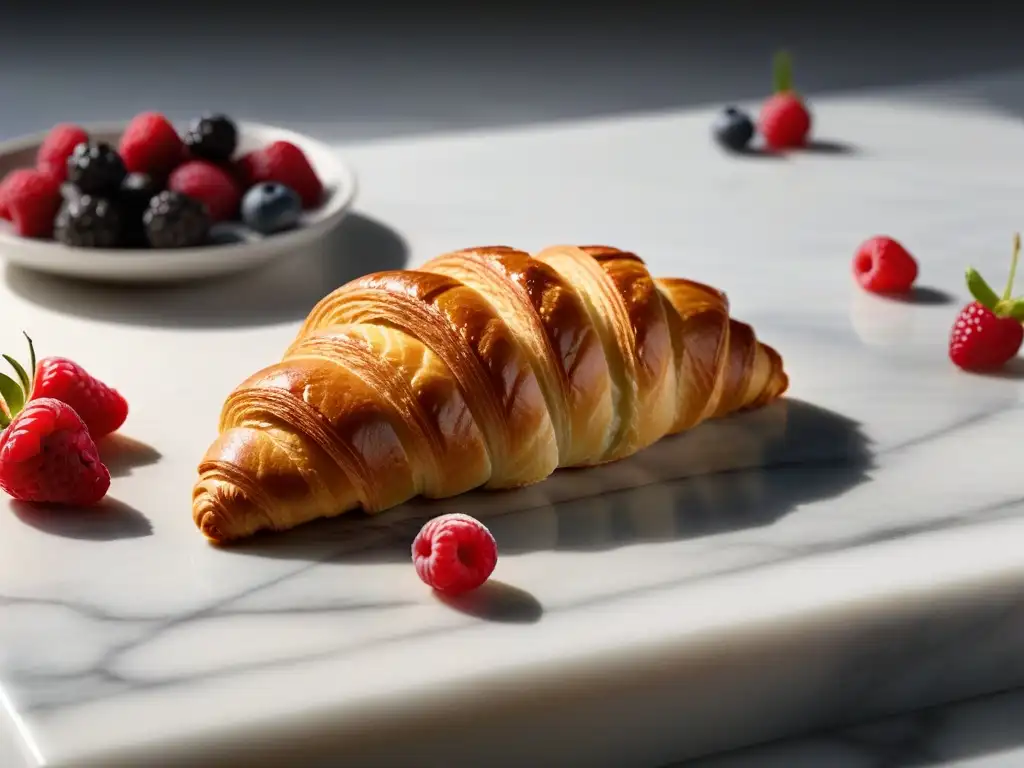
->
[966,267,1001,310]
[0,372,24,420]
[0,409,9,429]
[1005,299,1024,322]
[3,354,29,394]
[773,50,794,94]
[23,332,35,388]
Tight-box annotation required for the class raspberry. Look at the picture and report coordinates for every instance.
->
[0,398,110,506]
[760,94,811,150]
[758,51,812,150]
[30,356,129,439]
[2,169,63,238]
[37,124,90,181]
[0,169,37,221]
[950,302,1024,371]
[167,160,241,222]
[853,236,918,294]
[949,234,1024,372]
[234,154,256,187]
[118,112,185,178]
[412,513,498,595]
[242,141,323,208]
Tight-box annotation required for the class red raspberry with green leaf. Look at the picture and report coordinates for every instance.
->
[949,234,1024,372]
[759,51,812,150]
[0,334,128,439]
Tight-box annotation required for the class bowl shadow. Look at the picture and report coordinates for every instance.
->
[226,399,873,564]
[3,212,409,329]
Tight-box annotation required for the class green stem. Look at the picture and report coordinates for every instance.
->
[773,50,794,94]
[1003,233,1021,301]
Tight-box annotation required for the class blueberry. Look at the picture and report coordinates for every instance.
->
[240,183,302,235]
[712,106,755,152]
[207,222,252,246]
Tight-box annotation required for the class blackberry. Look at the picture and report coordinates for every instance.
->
[118,172,162,247]
[143,191,211,248]
[183,114,238,162]
[54,195,123,249]
[59,182,82,204]
[66,142,127,196]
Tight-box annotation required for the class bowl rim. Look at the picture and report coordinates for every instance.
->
[0,119,358,261]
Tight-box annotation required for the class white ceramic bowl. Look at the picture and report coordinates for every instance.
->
[0,121,357,283]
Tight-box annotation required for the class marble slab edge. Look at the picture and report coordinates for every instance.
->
[5,514,1024,768]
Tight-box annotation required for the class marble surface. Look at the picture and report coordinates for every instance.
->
[3,89,1024,767]
[684,687,1024,767]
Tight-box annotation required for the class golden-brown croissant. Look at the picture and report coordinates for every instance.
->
[193,245,788,543]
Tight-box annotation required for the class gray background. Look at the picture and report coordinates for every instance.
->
[1,2,1023,143]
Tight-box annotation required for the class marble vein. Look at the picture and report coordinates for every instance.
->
[4,92,1024,766]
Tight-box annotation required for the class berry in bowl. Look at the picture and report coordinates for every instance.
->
[0,113,357,283]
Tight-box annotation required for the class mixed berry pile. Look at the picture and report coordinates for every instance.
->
[0,112,325,249]
[713,51,812,153]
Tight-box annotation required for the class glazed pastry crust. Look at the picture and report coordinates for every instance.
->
[193,245,788,543]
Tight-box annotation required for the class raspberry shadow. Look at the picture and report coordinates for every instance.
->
[9,497,152,540]
[435,581,543,624]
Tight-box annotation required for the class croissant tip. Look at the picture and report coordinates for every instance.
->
[193,487,234,545]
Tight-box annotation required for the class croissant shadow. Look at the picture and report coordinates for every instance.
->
[3,212,409,329]
[229,399,872,564]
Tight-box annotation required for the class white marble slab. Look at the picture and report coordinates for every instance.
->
[3,90,1024,767]
[684,687,1024,767]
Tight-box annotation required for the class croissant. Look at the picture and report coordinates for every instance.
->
[193,245,788,543]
